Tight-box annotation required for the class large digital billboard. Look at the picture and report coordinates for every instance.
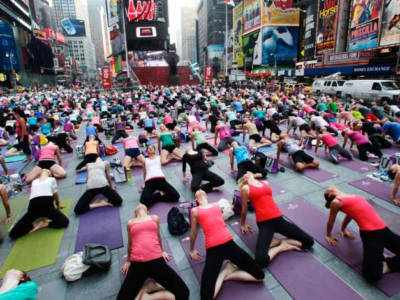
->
[233,2,244,68]
[262,0,299,26]
[348,0,383,51]
[316,0,338,56]
[262,26,299,64]
[303,1,318,60]
[243,30,261,67]
[0,22,20,72]
[243,0,262,35]
[379,0,400,47]
[61,18,86,37]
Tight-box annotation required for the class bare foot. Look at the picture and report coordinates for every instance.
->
[270,237,282,248]
[90,200,113,210]
[280,240,302,252]
[284,239,303,248]
[29,218,51,233]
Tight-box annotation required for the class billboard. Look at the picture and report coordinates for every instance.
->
[316,0,339,56]
[233,2,244,68]
[303,1,318,60]
[205,66,213,83]
[125,0,167,23]
[243,0,262,35]
[106,0,119,27]
[61,18,86,37]
[262,0,299,26]
[349,0,383,51]
[243,30,261,67]
[0,22,20,72]
[102,67,112,89]
[379,0,400,47]
[262,26,299,64]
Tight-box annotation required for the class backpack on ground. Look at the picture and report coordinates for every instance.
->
[61,251,90,282]
[82,244,111,272]
[105,145,118,156]
[167,207,189,236]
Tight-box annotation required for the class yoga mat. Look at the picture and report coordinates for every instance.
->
[180,233,274,300]
[75,206,124,252]
[280,198,400,296]
[0,196,29,233]
[75,171,87,184]
[268,181,287,195]
[113,143,123,150]
[280,155,338,182]
[349,178,396,206]
[368,199,400,234]
[5,155,26,163]
[229,219,364,300]
[207,189,233,203]
[382,147,399,155]
[6,160,27,173]
[163,161,181,169]
[149,202,178,223]
[0,199,72,278]
[258,146,277,154]
[217,163,236,179]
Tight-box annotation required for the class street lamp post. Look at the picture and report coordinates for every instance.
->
[5,52,16,90]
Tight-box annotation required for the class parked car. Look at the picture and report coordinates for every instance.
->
[312,79,346,97]
[341,80,400,105]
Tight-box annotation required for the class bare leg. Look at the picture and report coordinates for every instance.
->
[160,150,172,165]
[89,199,112,210]
[25,166,42,183]
[0,139,7,146]
[0,185,11,224]
[172,148,183,160]
[50,164,67,178]
[122,156,132,169]
[0,157,8,176]
[248,139,256,149]
[268,240,301,262]
[29,218,51,234]
[5,148,22,157]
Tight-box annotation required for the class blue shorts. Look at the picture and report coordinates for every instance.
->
[125,148,141,159]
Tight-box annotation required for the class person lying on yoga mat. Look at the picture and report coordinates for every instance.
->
[191,126,218,156]
[277,134,319,172]
[9,169,69,239]
[314,127,353,164]
[117,204,189,300]
[229,141,268,181]
[25,142,66,184]
[242,118,272,150]
[214,120,235,152]
[189,189,265,300]
[324,186,400,283]
[140,145,180,207]
[0,269,38,299]
[122,136,145,171]
[342,128,382,161]
[76,135,99,172]
[239,172,314,267]
[112,116,129,144]
[182,147,224,193]
[0,182,11,224]
[388,165,400,205]
[74,157,123,215]
[155,124,183,165]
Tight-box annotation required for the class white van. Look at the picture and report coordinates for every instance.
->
[312,79,346,97]
[341,80,400,104]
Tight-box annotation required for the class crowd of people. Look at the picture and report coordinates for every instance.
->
[0,82,399,299]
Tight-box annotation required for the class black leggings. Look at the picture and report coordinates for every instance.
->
[74,186,123,215]
[196,142,218,156]
[369,134,392,149]
[140,178,180,207]
[237,160,268,181]
[201,240,264,300]
[262,120,281,136]
[191,169,224,193]
[117,258,189,300]
[9,196,69,239]
[255,216,314,267]
[358,142,383,161]
[112,130,128,144]
[360,227,400,283]
[76,154,99,170]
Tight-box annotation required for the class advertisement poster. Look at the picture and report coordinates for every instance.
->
[262,0,299,26]
[207,44,224,73]
[316,0,338,55]
[349,0,382,51]
[205,66,213,83]
[233,2,244,68]
[106,0,119,27]
[244,0,262,35]
[125,0,166,23]
[0,22,20,72]
[102,67,112,89]
[60,19,86,37]
[243,30,260,67]
[379,0,400,47]
[303,1,318,60]
[262,26,299,64]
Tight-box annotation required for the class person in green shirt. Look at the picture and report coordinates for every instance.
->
[156,124,183,165]
[328,100,339,113]
[191,126,218,156]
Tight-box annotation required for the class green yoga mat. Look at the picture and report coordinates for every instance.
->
[0,196,30,233]
[0,198,72,278]
[5,155,26,163]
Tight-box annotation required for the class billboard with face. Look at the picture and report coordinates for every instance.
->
[349,0,383,51]
[262,26,299,64]
[379,0,400,47]
[243,0,262,35]
[233,2,245,68]
[316,0,338,56]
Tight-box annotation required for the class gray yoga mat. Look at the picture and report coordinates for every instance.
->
[229,219,363,300]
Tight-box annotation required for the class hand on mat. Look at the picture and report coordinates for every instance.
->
[341,231,355,240]
[121,261,131,275]
[326,236,339,247]
[190,249,202,261]
[2,216,11,224]
[162,252,171,262]
[241,224,253,234]
[392,198,400,205]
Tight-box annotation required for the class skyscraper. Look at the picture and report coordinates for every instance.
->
[180,5,197,63]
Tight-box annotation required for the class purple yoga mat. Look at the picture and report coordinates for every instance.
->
[269,181,287,195]
[207,189,233,203]
[382,147,399,155]
[149,202,178,223]
[217,163,236,179]
[75,206,124,252]
[229,219,363,300]
[180,234,274,300]
[349,178,397,206]
[280,155,338,182]
[368,200,400,234]
[163,161,182,169]
[280,198,400,296]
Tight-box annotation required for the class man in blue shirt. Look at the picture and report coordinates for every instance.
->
[382,121,400,143]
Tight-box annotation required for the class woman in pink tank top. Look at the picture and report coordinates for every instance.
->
[122,136,145,171]
[190,190,264,300]
[118,204,189,300]
[324,186,400,283]
[315,127,352,164]
[25,142,66,183]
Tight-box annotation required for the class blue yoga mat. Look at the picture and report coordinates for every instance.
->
[5,155,26,163]
[75,171,87,184]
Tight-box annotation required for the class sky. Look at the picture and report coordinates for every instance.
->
[168,0,199,44]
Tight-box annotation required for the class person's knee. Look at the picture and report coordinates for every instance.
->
[74,204,85,215]
[175,284,190,300]
[216,177,225,186]
[302,237,314,249]
[255,254,270,269]
[363,266,382,283]
[59,217,69,228]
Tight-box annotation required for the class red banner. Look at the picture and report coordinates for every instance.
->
[204,66,213,83]
[102,67,112,89]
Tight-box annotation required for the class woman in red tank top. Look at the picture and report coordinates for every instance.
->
[190,190,264,300]
[324,186,400,283]
[118,204,189,300]
[239,172,314,268]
